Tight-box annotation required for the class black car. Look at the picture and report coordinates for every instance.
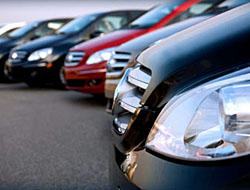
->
[105,0,249,109]
[6,10,145,87]
[0,18,71,81]
[110,3,250,190]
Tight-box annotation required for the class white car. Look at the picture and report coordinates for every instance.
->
[0,22,26,37]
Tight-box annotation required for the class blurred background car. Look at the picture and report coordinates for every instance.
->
[0,22,26,38]
[110,3,250,190]
[105,0,249,110]
[0,18,71,81]
[6,10,145,87]
[63,0,201,95]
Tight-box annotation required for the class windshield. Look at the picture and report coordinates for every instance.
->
[202,0,250,15]
[56,14,100,35]
[166,0,218,26]
[8,22,40,38]
[0,28,18,38]
[127,1,184,29]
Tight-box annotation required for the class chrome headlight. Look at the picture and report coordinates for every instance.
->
[86,47,116,65]
[28,47,53,62]
[146,67,250,161]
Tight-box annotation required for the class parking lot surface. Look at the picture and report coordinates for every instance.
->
[0,83,111,190]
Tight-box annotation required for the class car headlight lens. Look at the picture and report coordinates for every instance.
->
[146,68,250,161]
[28,48,53,61]
[86,47,116,65]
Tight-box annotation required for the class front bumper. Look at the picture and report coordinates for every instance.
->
[105,78,120,99]
[111,65,250,189]
[6,60,57,82]
[105,61,136,99]
[64,61,106,94]
[112,145,250,190]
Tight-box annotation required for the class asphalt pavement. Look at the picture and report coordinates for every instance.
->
[0,82,111,190]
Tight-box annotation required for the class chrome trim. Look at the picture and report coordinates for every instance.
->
[109,62,128,68]
[65,51,85,67]
[127,75,148,90]
[106,71,122,77]
[113,68,132,107]
[112,54,131,60]
[114,118,128,134]
[107,52,131,73]
[127,67,151,90]
[119,96,141,113]
[78,69,106,75]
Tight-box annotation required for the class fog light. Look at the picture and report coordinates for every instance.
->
[88,79,102,86]
[30,71,37,77]
[88,79,97,86]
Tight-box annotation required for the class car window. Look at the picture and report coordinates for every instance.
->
[94,13,128,33]
[8,21,40,38]
[165,0,220,26]
[201,0,250,15]
[33,21,66,38]
[56,14,101,35]
[129,11,146,21]
[0,28,17,38]
[126,1,184,29]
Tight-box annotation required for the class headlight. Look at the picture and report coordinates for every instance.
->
[86,47,116,65]
[146,67,250,161]
[28,48,53,62]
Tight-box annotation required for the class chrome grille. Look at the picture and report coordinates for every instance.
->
[64,51,85,67]
[9,51,28,63]
[112,65,151,134]
[127,67,151,90]
[106,51,131,74]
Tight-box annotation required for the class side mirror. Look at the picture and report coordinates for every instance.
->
[89,31,104,39]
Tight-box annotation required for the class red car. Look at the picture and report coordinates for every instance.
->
[64,0,201,94]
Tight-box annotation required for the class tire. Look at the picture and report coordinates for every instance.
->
[54,65,66,89]
[3,62,14,82]
[106,98,113,113]
[0,57,9,82]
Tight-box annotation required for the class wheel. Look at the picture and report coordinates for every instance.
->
[54,65,66,89]
[0,58,10,82]
[106,98,114,113]
[3,62,14,82]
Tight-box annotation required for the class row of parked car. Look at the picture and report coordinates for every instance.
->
[1,0,250,189]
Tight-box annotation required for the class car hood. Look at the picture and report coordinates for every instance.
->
[137,3,250,107]
[0,37,21,55]
[13,34,75,52]
[71,29,147,55]
[116,16,212,57]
